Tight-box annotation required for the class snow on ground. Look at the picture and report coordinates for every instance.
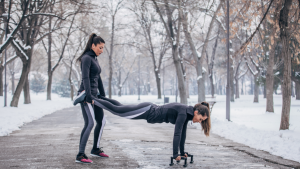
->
[112,94,300,163]
[210,95,300,163]
[0,92,73,136]
[1,92,299,163]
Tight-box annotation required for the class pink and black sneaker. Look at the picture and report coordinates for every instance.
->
[75,153,93,164]
[90,147,109,158]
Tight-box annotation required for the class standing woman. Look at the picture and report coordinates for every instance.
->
[75,33,109,164]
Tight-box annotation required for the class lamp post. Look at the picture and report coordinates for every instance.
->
[226,0,230,121]
[3,13,8,107]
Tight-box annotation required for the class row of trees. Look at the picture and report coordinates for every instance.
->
[1,0,299,130]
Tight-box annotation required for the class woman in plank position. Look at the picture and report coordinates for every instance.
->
[74,92,211,162]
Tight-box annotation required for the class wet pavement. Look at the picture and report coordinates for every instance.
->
[0,106,299,169]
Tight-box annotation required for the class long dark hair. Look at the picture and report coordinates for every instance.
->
[193,102,211,136]
[77,33,105,62]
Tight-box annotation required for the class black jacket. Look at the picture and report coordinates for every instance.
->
[147,103,194,159]
[78,50,105,103]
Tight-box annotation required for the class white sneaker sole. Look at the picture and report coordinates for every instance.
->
[90,154,109,158]
[75,160,93,163]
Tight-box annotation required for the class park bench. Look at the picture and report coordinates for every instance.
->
[207,101,216,114]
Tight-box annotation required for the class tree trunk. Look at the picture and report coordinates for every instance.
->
[10,61,30,107]
[250,76,254,94]
[291,82,295,97]
[23,70,31,104]
[254,75,259,103]
[279,0,292,130]
[230,58,234,102]
[266,30,276,112]
[154,71,161,99]
[47,72,52,100]
[209,28,219,98]
[118,69,121,96]
[108,16,115,99]
[70,83,74,101]
[186,75,190,98]
[11,71,15,95]
[68,62,74,101]
[263,84,266,98]
[181,12,204,102]
[22,48,33,104]
[235,77,239,99]
[199,2,222,102]
[241,77,244,95]
[0,67,3,96]
[296,82,300,100]
[209,75,214,98]
[173,46,187,104]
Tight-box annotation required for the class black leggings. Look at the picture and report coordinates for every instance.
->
[78,96,153,154]
[94,96,153,120]
[79,102,106,154]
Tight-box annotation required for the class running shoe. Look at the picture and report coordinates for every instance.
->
[90,147,109,158]
[75,153,93,163]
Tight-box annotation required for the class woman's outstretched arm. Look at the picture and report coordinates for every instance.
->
[172,113,187,159]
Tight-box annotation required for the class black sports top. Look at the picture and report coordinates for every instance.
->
[147,103,194,158]
[78,50,105,103]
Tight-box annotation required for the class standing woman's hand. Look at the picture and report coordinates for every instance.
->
[86,100,94,104]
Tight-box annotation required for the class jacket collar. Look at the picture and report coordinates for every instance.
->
[187,106,194,116]
[86,50,97,59]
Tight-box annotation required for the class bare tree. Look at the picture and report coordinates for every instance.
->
[113,51,136,96]
[279,0,292,130]
[43,3,83,100]
[102,0,124,99]
[10,0,77,107]
[265,2,281,112]
[128,0,168,99]
[152,0,187,104]
[234,58,248,99]
[246,54,261,103]
[0,0,29,54]
[63,42,83,100]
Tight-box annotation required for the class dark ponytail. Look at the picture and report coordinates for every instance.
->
[201,101,210,110]
[194,102,211,136]
[77,33,105,62]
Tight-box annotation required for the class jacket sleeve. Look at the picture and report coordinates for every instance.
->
[173,113,187,159]
[98,74,106,97]
[81,55,93,103]
[180,120,188,156]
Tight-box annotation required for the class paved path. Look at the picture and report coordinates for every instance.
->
[0,106,299,169]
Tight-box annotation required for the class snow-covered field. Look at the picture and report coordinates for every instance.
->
[1,93,299,163]
[0,92,73,136]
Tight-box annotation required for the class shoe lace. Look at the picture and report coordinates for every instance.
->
[99,147,104,153]
[82,154,89,159]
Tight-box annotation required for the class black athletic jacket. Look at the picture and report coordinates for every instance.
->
[147,103,194,159]
[78,50,105,103]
